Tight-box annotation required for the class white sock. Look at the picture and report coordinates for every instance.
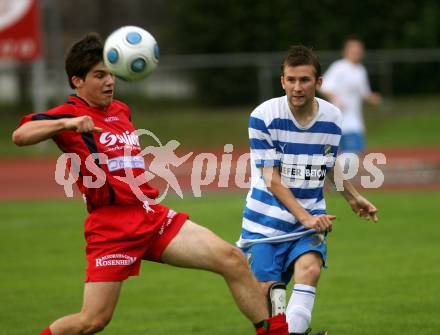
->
[286,284,316,333]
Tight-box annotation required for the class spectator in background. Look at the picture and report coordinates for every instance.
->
[320,36,381,154]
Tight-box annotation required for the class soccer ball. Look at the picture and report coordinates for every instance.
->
[103,26,159,81]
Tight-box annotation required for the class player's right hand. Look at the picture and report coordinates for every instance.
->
[301,214,336,233]
[63,116,103,133]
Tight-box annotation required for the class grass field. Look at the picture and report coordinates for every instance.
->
[1,190,439,334]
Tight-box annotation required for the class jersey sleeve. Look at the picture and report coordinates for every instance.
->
[18,104,76,127]
[248,111,280,168]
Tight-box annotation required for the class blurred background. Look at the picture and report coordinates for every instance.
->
[3,0,440,108]
[1,1,439,334]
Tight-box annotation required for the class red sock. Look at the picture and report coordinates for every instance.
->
[255,314,289,335]
[39,327,52,335]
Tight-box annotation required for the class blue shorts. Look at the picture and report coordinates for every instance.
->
[242,233,327,284]
[339,132,365,154]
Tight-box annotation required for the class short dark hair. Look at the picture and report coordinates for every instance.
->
[65,33,104,89]
[281,45,321,79]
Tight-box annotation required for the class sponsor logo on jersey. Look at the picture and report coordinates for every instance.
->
[104,116,120,122]
[107,156,145,172]
[99,131,140,147]
[95,254,137,267]
[280,163,327,181]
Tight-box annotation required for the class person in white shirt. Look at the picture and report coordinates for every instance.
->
[320,36,381,154]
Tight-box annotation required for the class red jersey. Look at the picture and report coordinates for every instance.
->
[19,95,159,211]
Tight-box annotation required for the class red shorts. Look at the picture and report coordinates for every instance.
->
[84,203,188,282]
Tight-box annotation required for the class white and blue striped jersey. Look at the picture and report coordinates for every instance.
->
[237,96,342,248]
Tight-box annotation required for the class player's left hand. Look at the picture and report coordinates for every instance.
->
[348,196,378,222]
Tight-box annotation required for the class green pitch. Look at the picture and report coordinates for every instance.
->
[1,190,439,334]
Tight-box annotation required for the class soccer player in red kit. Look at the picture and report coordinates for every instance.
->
[12,34,289,335]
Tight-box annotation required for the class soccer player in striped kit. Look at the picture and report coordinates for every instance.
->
[238,46,378,335]
[13,33,289,335]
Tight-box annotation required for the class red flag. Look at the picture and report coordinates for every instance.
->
[0,0,42,61]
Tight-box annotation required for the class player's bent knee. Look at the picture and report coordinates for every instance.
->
[298,263,321,283]
[306,263,322,279]
[79,313,112,334]
[218,245,248,276]
[224,246,247,267]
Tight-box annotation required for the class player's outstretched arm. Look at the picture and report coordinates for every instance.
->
[12,115,102,146]
[364,92,382,106]
[326,165,378,222]
[261,166,336,233]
